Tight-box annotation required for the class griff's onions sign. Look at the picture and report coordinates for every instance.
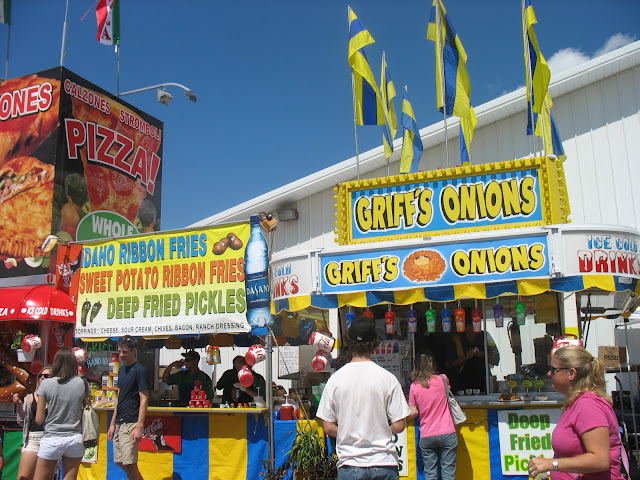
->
[320,234,549,293]
[334,157,569,245]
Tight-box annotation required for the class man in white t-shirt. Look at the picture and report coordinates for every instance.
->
[317,316,411,480]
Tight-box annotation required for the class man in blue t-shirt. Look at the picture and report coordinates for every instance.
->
[107,336,148,480]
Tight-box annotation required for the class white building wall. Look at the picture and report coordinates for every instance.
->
[267,59,640,256]
[191,42,640,396]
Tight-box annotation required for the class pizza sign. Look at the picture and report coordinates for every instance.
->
[0,67,164,283]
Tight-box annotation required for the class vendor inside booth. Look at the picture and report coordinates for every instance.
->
[161,349,214,403]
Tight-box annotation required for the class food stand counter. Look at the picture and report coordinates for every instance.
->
[80,407,272,480]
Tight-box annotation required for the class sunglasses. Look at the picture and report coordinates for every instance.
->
[548,366,570,375]
[40,373,52,379]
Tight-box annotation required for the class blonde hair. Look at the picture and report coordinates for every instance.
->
[553,346,611,410]
[411,354,438,388]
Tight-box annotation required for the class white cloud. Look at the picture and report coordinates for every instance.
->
[547,33,637,75]
[593,33,636,57]
[548,48,590,75]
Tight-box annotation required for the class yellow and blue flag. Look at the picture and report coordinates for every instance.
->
[381,52,398,158]
[426,0,473,121]
[523,0,565,160]
[427,0,476,163]
[460,106,477,164]
[538,93,566,160]
[523,0,550,115]
[348,7,384,126]
[400,88,423,174]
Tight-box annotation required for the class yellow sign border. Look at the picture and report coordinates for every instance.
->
[333,156,570,245]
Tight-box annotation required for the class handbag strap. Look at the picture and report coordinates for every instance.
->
[440,375,451,396]
[82,377,92,406]
[619,431,631,476]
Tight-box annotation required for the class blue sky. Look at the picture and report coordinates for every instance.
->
[2,0,639,231]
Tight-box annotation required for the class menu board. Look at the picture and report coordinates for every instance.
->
[371,341,402,382]
[278,346,299,380]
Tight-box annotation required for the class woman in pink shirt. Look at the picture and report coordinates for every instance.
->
[528,346,624,480]
[409,354,457,480]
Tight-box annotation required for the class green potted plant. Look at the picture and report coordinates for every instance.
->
[259,459,288,480]
[10,330,26,351]
[287,423,337,480]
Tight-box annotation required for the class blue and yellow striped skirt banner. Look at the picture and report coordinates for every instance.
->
[79,411,273,480]
[272,275,639,313]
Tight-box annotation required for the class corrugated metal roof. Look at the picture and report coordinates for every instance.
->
[191,40,640,228]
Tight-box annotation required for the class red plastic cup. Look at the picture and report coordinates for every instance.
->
[72,346,87,363]
[203,400,212,408]
[238,365,254,388]
[311,351,332,371]
[21,334,42,353]
[245,344,267,366]
[309,332,335,353]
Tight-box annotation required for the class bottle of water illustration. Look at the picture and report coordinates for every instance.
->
[245,215,271,328]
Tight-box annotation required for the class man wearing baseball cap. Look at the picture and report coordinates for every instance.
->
[317,316,410,479]
[161,350,213,403]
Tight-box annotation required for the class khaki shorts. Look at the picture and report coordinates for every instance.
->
[22,430,44,453]
[113,423,139,465]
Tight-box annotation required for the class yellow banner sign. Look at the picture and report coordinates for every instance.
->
[74,223,250,337]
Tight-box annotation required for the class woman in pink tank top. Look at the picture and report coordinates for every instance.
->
[528,346,625,480]
[409,354,458,480]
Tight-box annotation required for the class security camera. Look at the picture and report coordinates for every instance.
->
[157,89,173,106]
[184,90,198,103]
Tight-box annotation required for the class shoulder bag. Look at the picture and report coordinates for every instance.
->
[82,378,100,447]
[440,374,467,425]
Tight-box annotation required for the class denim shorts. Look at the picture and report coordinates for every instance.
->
[338,465,399,480]
[38,433,84,460]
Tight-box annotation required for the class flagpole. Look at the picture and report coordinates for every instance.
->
[117,45,120,95]
[436,0,450,168]
[351,72,361,180]
[348,7,361,180]
[465,116,471,164]
[522,0,541,157]
[382,51,390,176]
[4,23,10,80]
[60,0,69,66]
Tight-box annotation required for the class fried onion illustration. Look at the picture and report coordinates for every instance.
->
[403,250,446,282]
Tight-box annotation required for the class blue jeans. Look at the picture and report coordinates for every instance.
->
[419,432,458,480]
[337,465,399,480]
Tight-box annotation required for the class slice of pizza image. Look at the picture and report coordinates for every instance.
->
[0,156,54,258]
[69,89,161,223]
[403,249,447,282]
[0,75,61,168]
